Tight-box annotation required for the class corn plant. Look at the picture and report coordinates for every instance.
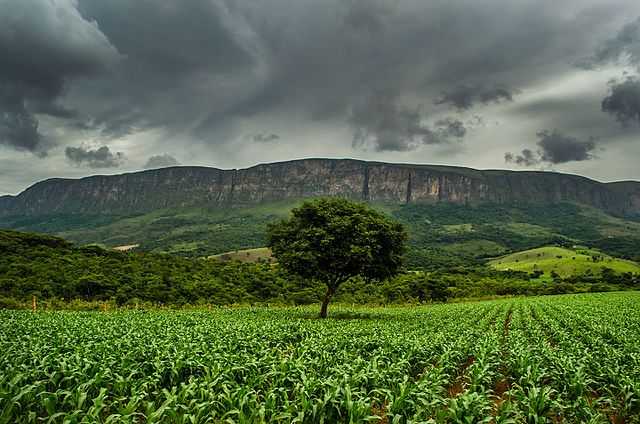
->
[1,292,639,423]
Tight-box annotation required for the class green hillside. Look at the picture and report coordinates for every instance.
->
[3,229,638,309]
[2,198,640,270]
[394,201,640,269]
[489,246,640,278]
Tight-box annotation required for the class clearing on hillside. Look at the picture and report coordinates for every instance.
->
[209,247,273,263]
[489,245,640,277]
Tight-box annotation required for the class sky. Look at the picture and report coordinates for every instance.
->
[1,0,640,195]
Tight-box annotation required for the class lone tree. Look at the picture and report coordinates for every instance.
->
[266,198,406,318]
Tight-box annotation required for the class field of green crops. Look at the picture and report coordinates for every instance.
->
[2,293,640,423]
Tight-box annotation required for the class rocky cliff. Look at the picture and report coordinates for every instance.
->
[1,158,639,217]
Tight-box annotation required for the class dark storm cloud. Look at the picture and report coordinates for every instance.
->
[349,91,469,151]
[602,76,640,126]
[92,109,144,139]
[74,0,255,137]
[31,103,79,119]
[0,0,120,153]
[579,17,640,70]
[78,0,252,75]
[143,154,180,169]
[536,130,599,163]
[579,17,640,129]
[2,0,638,162]
[0,83,43,155]
[65,145,126,168]
[506,129,599,166]
[435,84,519,111]
[195,0,604,137]
[349,90,440,151]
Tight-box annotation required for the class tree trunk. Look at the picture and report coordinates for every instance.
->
[320,284,336,318]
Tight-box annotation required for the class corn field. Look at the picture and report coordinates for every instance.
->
[1,292,639,423]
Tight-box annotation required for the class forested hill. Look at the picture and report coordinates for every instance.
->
[1,230,637,309]
[1,159,639,217]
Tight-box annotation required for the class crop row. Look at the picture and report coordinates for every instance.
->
[1,292,639,423]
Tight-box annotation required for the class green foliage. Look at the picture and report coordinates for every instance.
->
[0,230,296,307]
[393,202,640,269]
[1,230,637,310]
[3,200,639,269]
[0,208,284,257]
[267,198,406,284]
[266,198,406,317]
[1,293,639,422]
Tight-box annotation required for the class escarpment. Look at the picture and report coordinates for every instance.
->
[1,158,638,217]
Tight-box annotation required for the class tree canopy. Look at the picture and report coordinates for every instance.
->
[2,228,635,311]
[266,198,407,317]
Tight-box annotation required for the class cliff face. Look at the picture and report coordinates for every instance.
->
[1,158,638,217]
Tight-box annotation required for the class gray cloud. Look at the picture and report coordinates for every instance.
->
[536,130,599,164]
[349,90,469,151]
[506,129,600,166]
[0,83,43,155]
[579,17,640,129]
[435,118,467,138]
[435,84,519,111]
[602,76,640,126]
[505,149,539,166]
[579,17,640,70]
[349,90,440,151]
[251,133,281,143]
[3,0,628,149]
[143,154,180,169]
[65,145,127,168]
[183,0,608,135]
[74,0,254,138]
[0,0,120,153]
[342,0,394,34]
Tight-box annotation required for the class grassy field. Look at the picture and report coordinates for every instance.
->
[2,292,640,422]
[209,247,273,262]
[489,245,640,277]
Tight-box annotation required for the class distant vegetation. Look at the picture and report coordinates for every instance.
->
[395,202,640,269]
[1,230,638,310]
[2,201,639,271]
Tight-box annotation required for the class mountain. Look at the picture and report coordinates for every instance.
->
[1,158,639,216]
[1,158,639,268]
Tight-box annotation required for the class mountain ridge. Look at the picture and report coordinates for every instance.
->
[6,158,640,191]
[1,158,639,218]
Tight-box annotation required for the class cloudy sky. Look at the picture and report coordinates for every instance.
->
[1,0,640,195]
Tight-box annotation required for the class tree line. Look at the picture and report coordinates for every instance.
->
[1,228,637,310]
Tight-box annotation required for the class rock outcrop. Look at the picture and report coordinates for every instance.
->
[1,158,638,217]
